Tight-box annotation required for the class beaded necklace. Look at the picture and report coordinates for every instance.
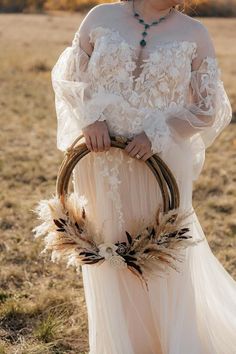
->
[132,0,173,47]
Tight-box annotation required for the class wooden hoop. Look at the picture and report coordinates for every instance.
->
[56,134,180,214]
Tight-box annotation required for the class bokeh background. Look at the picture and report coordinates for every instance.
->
[0,1,236,353]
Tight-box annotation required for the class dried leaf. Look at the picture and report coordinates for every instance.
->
[124,255,137,262]
[59,218,67,225]
[53,219,64,228]
[126,261,143,275]
[56,228,65,232]
[75,221,83,233]
[126,231,133,245]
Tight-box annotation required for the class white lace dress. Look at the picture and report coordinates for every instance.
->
[51,25,236,354]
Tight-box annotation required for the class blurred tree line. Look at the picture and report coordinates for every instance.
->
[0,0,91,12]
[0,0,236,16]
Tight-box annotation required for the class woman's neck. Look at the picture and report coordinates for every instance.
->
[132,0,174,22]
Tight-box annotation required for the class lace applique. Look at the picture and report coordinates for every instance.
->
[190,57,220,116]
[96,150,125,232]
[88,26,197,108]
[89,26,112,44]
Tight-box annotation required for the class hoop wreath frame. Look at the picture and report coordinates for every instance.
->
[33,134,201,290]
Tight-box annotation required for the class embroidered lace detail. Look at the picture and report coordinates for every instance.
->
[85,26,199,152]
[88,26,197,110]
[190,57,220,117]
[96,150,126,233]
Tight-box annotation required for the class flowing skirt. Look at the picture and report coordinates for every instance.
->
[72,140,236,354]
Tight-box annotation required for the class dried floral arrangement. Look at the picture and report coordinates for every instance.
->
[32,135,202,290]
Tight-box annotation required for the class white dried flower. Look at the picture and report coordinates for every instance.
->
[108,255,127,269]
[98,243,118,260]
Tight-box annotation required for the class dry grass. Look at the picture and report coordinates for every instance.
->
[0,12,235,354]
[187,0,236,16]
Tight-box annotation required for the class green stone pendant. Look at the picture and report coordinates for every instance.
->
[132,1,173,48]
[140,39,147,47]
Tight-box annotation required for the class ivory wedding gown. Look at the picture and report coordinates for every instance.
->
[51,17,236,354]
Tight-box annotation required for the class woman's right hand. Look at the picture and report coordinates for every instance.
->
[82,120,111,152]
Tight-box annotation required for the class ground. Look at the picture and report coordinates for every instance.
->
[0,12,235,354]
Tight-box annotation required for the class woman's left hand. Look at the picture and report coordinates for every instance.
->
[124,131,153,161]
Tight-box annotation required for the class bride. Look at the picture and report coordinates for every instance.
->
[50,0,236,353]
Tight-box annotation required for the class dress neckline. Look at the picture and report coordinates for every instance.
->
[88,25,198,88]
[89,25,197,56]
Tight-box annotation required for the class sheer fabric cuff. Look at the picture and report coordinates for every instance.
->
[142,110,172,155]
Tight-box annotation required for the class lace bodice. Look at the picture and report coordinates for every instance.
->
[82,26,199,142]
[51,22,232,181]
[87,26,197,108]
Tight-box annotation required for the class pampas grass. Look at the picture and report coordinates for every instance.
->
[33,193,204,290]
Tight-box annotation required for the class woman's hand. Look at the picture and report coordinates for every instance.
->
[124,131,153,161]
[82,120,111,152]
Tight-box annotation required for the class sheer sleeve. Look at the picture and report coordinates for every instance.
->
[142,33,232,181]
[165,57,232,180]
[165,57,232,144]
[51,30,114,151]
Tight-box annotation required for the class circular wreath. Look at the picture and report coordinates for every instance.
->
[33,134,201,290]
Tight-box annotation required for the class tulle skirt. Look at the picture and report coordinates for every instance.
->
[72,140,236,354]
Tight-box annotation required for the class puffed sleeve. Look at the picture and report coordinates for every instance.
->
[51,30,111,151]
[142,32,232,180]
[165,57,232,180]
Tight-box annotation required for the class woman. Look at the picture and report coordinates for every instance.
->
[51,0,236,353]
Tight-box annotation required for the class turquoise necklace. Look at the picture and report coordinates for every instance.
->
[132,0,173,47]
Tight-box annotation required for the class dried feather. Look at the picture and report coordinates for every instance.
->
[33,191,202,286]
[130,230,151,252]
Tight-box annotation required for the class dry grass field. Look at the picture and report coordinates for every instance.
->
[0,12,236,354]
